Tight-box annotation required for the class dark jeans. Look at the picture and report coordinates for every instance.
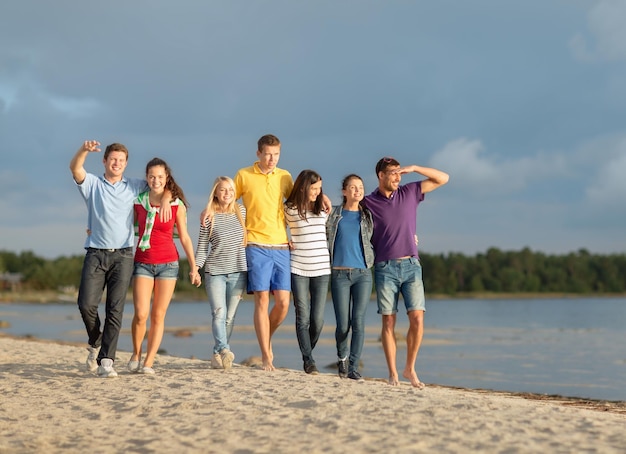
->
[331,268,373,373]
[77,247,134,363]
[291,273,330,365]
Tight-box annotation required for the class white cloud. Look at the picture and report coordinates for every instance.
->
[585,137,626,204]
[429,138,570,194]
[570,0,626,62]
[430,138,499,184]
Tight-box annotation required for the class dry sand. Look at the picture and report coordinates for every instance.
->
[1,336,625,453]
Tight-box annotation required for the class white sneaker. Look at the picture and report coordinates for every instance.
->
[140,366,155,375]
[127,359,141,373]
[86,346,99,372]
[211,353,223,369]
[97,358,118,378]
[220,349,235,370]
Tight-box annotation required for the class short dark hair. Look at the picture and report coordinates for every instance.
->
[104,143,128,160]
[257,134,281,153]
[375,156,400,176]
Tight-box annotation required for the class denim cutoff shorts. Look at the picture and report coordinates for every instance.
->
[133,261,179,280]
[374,257,426,315]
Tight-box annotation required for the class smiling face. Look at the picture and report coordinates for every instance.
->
[215,180,235,206]
[378,165,401,194]
[102,151,128,181]
[307,180,322,203]
[146,164,168,194]
[256,144,281,174]
[342,177,364,204]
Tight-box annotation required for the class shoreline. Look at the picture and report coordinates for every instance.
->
[1,335,625,453]
[2,332,625,413]
[2,290,625,304]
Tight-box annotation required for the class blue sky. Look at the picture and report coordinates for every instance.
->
[1,0,625,259]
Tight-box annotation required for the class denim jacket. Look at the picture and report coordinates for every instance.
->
[326,205,375,269]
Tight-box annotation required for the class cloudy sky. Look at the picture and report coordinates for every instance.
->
[1,0,625,259]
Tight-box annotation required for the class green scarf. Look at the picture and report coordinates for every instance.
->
[135,191,180,251]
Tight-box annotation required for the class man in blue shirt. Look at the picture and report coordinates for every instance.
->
[70,140,170,378]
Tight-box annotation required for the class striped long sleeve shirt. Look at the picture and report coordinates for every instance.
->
[284,207,331,277]
[195,205,247,276]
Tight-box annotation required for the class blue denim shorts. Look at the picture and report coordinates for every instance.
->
[133,261,179,280]
[245,246,291,292]
[374,257,426,315]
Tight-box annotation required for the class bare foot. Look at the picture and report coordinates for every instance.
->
[261,353,275,371]
[388,374,399,386]
[403,370,425,389]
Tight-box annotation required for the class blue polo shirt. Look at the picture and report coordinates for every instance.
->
[76,173,146,249]
[363,181,424,263]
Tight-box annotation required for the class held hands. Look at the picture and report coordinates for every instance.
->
[189,269,202,287]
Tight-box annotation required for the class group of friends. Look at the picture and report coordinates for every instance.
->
[70,134,449,388]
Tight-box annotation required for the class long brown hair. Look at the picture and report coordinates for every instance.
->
[285,169,324,221]
[145,157,189,207]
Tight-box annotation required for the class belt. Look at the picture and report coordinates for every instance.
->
[247,243,290,250]
[379,257,413,264]
[88,247,133,253]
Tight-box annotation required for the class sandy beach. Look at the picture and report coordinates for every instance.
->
[1,336,625,453]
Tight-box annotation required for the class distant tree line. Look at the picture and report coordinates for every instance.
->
[1,248,625,296]
[0,250,201,295]
[419,247,626,294]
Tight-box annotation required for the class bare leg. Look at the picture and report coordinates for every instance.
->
[402,309,425,389]
[143,279,176,368]
[131,277,154,362]
[381,314,399,385]
[253,291,274,370]
[269,290,290,336]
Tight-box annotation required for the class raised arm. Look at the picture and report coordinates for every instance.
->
[398,165,449,194]
[69,140,100,184]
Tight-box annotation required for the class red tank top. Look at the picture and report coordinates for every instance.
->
[134,203,180,264]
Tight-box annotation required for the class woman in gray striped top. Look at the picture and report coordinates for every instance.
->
[284,169,331,375]
[195,176,247,370]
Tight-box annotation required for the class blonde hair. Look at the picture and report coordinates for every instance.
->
[204,176,247,246]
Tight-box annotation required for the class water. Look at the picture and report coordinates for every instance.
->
[1,297,625,401]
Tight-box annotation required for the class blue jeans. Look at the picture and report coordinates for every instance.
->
[291,273,330,365]
[205,272,247,354]
[77,247,134,362]
[331,268,373,373]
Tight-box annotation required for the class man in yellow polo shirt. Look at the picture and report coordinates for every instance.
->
[234,134,333,371]
[233,134,293,371]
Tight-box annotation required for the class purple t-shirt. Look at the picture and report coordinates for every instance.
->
[363,181,424,263]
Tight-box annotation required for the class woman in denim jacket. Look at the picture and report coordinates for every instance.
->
[326,174,375,380]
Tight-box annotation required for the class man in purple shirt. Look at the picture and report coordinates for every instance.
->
[363,157,449,388]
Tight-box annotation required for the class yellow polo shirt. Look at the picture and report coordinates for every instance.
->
[234,162,294,245]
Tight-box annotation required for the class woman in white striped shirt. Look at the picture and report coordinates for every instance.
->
[195,176,247,370]
[284,170,331,375]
